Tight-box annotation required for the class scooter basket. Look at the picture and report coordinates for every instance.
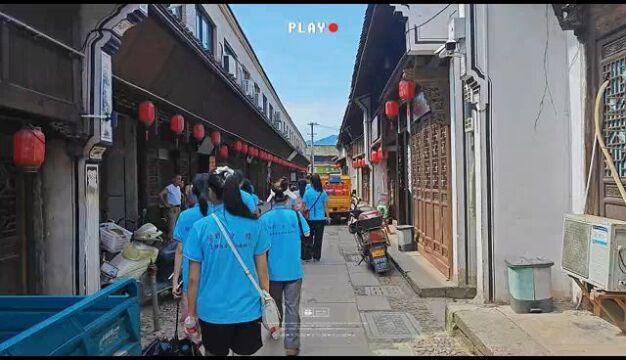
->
[100,222,132,253]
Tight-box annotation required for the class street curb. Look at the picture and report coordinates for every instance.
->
[386,235,476,299]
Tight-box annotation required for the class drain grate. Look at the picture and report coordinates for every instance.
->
[361,312,421,340]
[362,286,405,297]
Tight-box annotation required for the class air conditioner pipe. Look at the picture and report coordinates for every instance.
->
[593,78,626,205]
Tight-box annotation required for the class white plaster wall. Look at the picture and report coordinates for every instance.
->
[182,4,306,154]
[565,30,586,303]
[487,4,572,302]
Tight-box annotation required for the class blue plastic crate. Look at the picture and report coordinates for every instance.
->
[0,278,141,356]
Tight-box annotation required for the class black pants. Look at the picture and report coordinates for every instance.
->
[307,220,326,260]
[199,318,263,356]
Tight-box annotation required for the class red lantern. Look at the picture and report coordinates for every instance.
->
[377,148,384,162]
[192,123,205,141]
[385,101,399,119]
[138,101,156,127]
[233,140,242,152]
[13,127,45,172]
[399,80,416,100]
[352,160,357,168]
[241,143,249,155]
[170,115,185,135]
[249,147,256,157]
[219,144,228,158]
[210,130,221,145]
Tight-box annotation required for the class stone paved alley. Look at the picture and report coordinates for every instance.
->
[140,225,471,356]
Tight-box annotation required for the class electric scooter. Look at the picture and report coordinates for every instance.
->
[347,192,391,274]
[100,209,177,304]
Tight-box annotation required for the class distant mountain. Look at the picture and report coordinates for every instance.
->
[306,134,338,146]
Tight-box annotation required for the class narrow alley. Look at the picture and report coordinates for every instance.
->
[140,225,470,356]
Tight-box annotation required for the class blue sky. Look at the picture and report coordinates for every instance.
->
[230,4,367,140]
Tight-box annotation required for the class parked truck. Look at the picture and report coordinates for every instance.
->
[320,173,352,223]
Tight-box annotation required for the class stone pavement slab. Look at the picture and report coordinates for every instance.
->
[348,271,380,287]
[356,295,392,311]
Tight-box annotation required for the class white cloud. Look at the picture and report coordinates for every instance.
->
[284,99,347,141]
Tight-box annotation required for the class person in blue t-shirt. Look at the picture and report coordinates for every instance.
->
[262,178,310,356]
[171,173,211,339]
[184,167,270,356]
[302,174,330,262]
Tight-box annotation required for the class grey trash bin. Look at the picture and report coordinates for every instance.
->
[505,256,554,314]
[396,225,416,251]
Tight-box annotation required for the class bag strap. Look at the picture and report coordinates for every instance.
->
[211,213,263,297]
[307,191,323,213]
[294,210,304,238]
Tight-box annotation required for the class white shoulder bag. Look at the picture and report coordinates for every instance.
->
[211,213,281,340]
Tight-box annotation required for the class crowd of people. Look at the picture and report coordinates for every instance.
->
[165,167,330,356]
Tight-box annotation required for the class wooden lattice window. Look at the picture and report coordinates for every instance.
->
[601,40,626,177]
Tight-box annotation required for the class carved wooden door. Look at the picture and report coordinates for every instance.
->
[411,82,453,279]
[597,30,626,220]
[0,132,25,294]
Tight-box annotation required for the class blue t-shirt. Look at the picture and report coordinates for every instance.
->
[183,209,270,324]
[240,189,257,213]
[173,203,221,293]
[261,205,310,281]
[303,187,328,221]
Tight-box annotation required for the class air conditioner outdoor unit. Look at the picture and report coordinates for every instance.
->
[561,213,626,292]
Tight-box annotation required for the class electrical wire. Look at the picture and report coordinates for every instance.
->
[618,248,626,274]
[534,4,558,129]
[404,4,452,36]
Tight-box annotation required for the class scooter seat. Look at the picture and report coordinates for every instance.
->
[158,241,178,261]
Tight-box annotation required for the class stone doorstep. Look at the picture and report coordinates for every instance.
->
[446,303,626,356]
[445,304,550,356]
[386,233,476,299]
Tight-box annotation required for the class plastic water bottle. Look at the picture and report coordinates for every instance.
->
[184,317,203,345]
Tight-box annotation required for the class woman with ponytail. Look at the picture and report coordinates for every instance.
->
[172,173,211,338]
[184,166,271,356]
[261,178,310,356]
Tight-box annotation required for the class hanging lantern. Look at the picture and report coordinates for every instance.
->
[13,127,45,172]
[170,115,185,135]
[385,101,399,119]
[249,147,256,158]
[210,130,221,145]
[192,123,205,141]
[241,143,249,155]
[399,80,416,100]
[138,101,156,127]
[233,140,243,152]
[377,148,384,162]
[219,144,229,158]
